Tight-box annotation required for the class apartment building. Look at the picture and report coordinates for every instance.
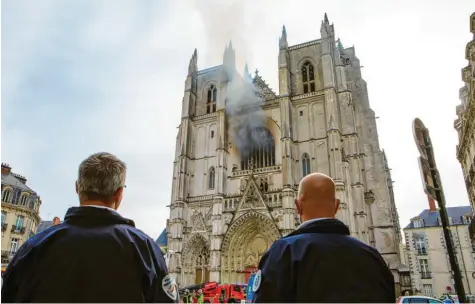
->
[1,163,42,265]
[404,199,474,297]
[454,12,475,240]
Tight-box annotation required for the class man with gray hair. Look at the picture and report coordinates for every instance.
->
[2,152,179,303]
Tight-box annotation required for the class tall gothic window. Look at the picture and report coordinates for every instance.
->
[301,62,316,93]
[302,153,311,177]
[206,85,217,114]
[208,167,215,189]
[241,127,276,170]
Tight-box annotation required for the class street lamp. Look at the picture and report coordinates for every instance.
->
[412,118,466,303]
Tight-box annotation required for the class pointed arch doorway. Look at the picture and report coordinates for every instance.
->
[220,211,281,284]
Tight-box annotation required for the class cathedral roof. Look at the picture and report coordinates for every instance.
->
[253,70,277,100]
[155,228,167,246]
[405,206,472,229]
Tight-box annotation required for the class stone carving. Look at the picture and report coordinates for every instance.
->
[191,213,206,231]
[316,140,326,149]
[240,177,247,192]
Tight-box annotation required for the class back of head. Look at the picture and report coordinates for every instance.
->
[295,173,339,222]
[76,152,127,209]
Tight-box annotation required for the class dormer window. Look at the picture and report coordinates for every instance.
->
[413,219,423,228]
[463,215,473,225]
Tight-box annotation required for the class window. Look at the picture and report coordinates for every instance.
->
[299,110,303,116]
[413,233,427,255]
[1,211,5,224]
[241,127,276,170]
[20,194,28,205]
[15,215,24,229]
[301,61,316,93]
[208,167,215,189]
[211,130,214,138]
[463,215,473,224]
[1,189,11,202]
[413,219,423,228]
[302,153,311,177]
[422,284,434,297]
[10,238,19,253]
[206,85,217,114]
[419,259,430,278]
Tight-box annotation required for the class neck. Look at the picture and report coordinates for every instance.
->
[81,200,116,210]
[301,214,334,223]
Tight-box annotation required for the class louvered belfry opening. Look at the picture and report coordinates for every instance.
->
[240,126,275,170]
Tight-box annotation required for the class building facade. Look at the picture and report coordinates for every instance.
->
[455,12,475,240]
[404,202,475,297]
[1,163,42,265]
[166,14,402,287]
[36,216,61,234]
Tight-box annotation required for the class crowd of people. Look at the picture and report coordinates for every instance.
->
[1,152,396,303]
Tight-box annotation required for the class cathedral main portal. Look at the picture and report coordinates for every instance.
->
[220,211,281,284]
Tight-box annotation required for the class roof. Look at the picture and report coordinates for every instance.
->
[1,173,34,192]
[405,206,473,229]
[155,228,167,246]
[36,221,54,233]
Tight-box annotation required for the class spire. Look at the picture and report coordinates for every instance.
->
[223,41,236,79]
[324,12,329,24]
[188,48,198,76]
[243,63,253,83]
[279,25,288,49]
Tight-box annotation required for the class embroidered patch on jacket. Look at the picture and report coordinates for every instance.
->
[252,270,262,292]
[162,274,178,300]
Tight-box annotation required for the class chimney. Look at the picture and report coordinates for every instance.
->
[428,196,437,212]
[1,163,11,175]
[12,173,27,184]
[53,217,61,226]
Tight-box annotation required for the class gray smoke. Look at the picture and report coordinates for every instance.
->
[194,0,267,159]
[224,66,266,159]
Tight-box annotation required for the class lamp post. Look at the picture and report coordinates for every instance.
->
[413,118,466,303]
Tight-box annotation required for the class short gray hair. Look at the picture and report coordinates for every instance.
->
[77,152,127,201]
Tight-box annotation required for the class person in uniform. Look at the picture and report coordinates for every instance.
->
[1,152,179,303]
[252,173,395,303]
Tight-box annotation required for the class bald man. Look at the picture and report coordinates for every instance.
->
[252,173,395,303]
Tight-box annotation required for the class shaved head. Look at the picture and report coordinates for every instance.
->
[295,173,340,223]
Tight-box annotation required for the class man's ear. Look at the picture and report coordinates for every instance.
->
[335,198,340,214]
[75,181,79,194]
[294,198,300,214]
[113,187,124,210]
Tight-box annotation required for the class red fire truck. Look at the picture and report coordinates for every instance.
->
[180,282,246,303]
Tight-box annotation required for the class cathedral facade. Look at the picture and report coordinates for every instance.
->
[167,14,402,287]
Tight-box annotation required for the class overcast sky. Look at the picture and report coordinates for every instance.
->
[2,0,474,240]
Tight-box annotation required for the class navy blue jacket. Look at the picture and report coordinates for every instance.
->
[253,218,395,303]
[1,206,178,303]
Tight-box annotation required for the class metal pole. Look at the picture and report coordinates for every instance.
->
[424,131,467,303]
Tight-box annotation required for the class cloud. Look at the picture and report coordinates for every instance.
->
[2,0,474,241]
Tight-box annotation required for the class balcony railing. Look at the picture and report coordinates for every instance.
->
[10,225,26,234]
[416,248,428,255]
[421,272,432,279]
[1,222,7,231]
[1,250,16,258]
[469,219,475,240]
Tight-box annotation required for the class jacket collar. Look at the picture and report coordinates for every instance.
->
[64,206,135,227]
[285,218,350,238]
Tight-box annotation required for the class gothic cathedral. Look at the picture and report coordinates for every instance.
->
[167,14,402,287]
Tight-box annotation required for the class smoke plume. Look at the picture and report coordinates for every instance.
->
[194,0,267,160]
[224,67,266,159]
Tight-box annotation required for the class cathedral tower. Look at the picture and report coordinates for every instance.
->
[167,14,402,287]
